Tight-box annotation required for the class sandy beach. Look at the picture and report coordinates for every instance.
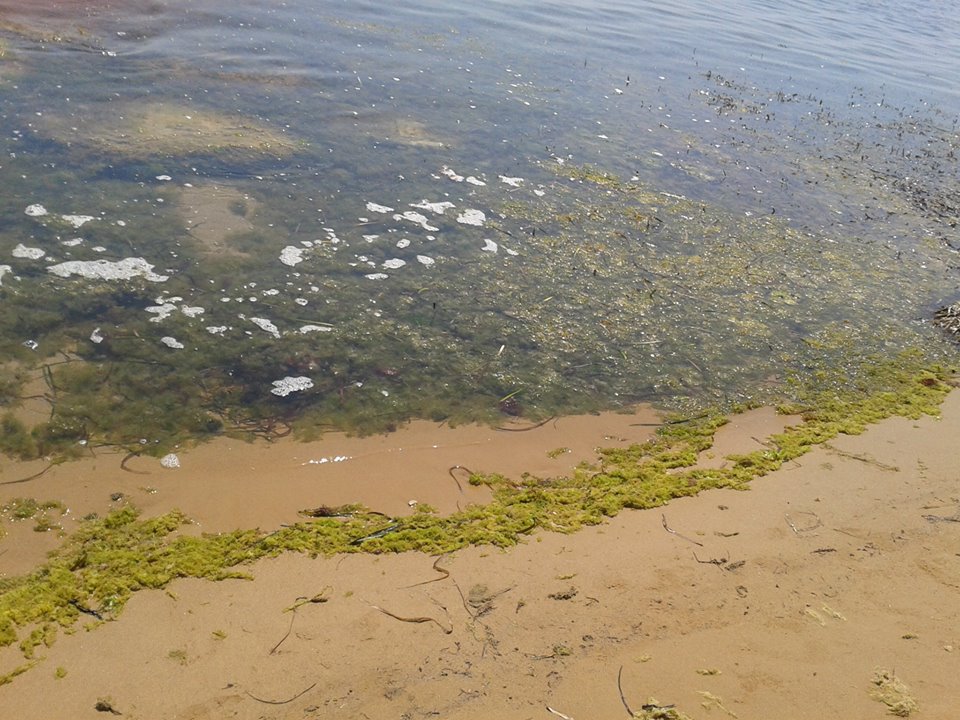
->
[1,390,958,719]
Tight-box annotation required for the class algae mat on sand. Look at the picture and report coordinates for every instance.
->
[0,354,954,685]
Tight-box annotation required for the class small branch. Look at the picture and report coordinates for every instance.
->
[0,462,55,485]
[404,555,451,588]
[370,604,453,634]
[270,610,297,655]
[245,682,317,705]
[617,666,634,717]
[120,451,149,475]
[547,706,575,720]
[661,514,704,547]
[495,416,556,432]
[449,465,476,493]
[692,551,728,567]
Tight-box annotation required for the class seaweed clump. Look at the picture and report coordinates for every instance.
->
[0,356,954,679]
[870,668,919,717]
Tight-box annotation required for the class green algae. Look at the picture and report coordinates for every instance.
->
[0,355,953,682]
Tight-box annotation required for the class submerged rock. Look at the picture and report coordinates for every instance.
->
[39,102,298,161]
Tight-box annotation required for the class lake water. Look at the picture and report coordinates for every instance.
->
[0,0,957,455]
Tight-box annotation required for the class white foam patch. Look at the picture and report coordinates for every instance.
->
[280,246,306,267]
[363,234,380,243]
[411,200,455,215]
[0,265,12,285]
[271,376,314,397]
[365,273,389,280]
[180,305,205,318]
[12,244,45,260]
[61,214,96,228]
[441,166,464,182]
[90,327,104,344]
[146,303,178,322]
[499,175,524,187]
[366,201,395,214]
[394,211,439,232]
[47,258,169,282]
[382,258,406,269]
[160,336,184,349]
[61,238,84,247]
[304,455,352,465]
[206,326,228,335]
[457,209,486,226]
[250,317,280,338]
[466,176,486,186]
[416,255,435,266]
[24,204,48,217]
[396,238,411,249]
[299,324,333,334]
[481,239,499,253]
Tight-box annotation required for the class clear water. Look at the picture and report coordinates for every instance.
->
[0,0,957,451]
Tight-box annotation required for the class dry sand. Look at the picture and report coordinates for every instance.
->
[1,394,959,719]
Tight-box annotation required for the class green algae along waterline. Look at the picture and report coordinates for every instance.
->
[0,356,954,683]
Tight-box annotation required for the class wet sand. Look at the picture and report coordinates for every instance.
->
[1,394,959,718]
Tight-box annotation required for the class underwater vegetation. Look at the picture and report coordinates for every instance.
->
[0,353,953,681]
[1,149,956,462]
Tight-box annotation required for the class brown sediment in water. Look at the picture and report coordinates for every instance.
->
[37,101,299,160]
[178,183,260,258]
[0,391,957,718]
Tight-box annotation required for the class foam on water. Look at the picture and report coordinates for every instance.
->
[46,258,169,282]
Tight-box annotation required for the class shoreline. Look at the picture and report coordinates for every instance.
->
[1,391,958,717]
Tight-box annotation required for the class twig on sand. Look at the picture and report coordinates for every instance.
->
[661,514,704,547]
[271,590,331,654]
[245,682,317,705]
[269,609,297,655]
[922,511,960,523]
[547,706,575,719]
[404,555,452,588]
[0,462,55,485]
[120,451,149,475]
[449,465,475,493]
[617,665,635,717]
[369,603,453,634]
[692,551,728,568]
[496,416,556,432]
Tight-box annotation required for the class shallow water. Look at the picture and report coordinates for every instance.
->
[0,0,957,453]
